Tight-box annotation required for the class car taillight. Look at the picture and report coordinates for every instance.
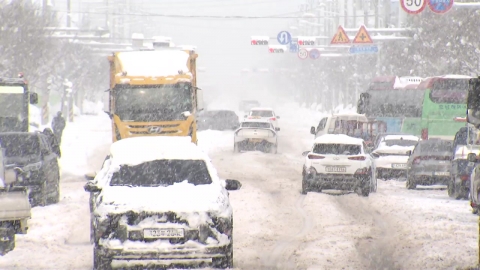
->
[461,175,470,181]
[433,156,451,161]
[355,168,369,174]
[270,117,276,121]
[307,154,325,159]
[348,156,366,161]
[413,157,422,164]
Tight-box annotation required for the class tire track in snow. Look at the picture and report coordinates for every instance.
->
[333,195,400,270]
[261,194,315,269]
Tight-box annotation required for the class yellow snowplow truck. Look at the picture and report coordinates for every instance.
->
[105,49,204,144]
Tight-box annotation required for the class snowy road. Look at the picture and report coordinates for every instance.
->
[0,102,477,269]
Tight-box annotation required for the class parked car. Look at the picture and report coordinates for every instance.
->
[244,107,280,130]
[406,139,453,189]
[0,131,61,207]
[468,153,480,214]
[239,100,260,111]
[234,119,279,153]
[449,126,480,199]
[197,110,239,131]
[301,134,377,196]
[372,134,420,179]
[84,136,242,270]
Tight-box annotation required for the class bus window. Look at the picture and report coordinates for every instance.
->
[429,79,468,104]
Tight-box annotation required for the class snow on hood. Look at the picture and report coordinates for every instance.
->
[96,181,232,222]
[116,50,191,77]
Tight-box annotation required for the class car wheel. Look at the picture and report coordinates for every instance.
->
[447,177,455,198]
[406,175,417,190]
[31,180,47,207]
[270,144,277,154]
[454,177,469,200]
[301,178,308,195]
[94,245,112,270]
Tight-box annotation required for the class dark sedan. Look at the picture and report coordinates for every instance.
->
[197,110,240,131]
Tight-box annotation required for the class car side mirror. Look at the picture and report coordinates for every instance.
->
[104,111,113,119]
[310,126,316,135]
[29,93,38,104]
[468,153,477,162]
[275,127,280,131]
[225,179,242,191]
[302,151,310,156]
[406,150,412,156]
[371,152,380,159]
[84,173,96,181]
[84,182,102,193]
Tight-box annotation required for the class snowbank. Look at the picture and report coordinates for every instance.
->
[82,100,104,115]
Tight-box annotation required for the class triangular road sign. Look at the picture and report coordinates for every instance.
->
[330,26,350,44]
[352,25,373,44]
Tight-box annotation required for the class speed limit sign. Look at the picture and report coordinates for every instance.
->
[298,48,308,60]
[400,0,426,14]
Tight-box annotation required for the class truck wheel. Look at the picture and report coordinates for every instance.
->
[94,245,112,270]
[269,144,277,154]
[32,181,47,207]
[0,223,15,255]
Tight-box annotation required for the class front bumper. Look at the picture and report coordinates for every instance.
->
[99,241,230,267]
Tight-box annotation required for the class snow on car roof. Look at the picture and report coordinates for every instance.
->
[250,107,274,111]
[116,50,191,77]
[241,118,271,123]
[109,136,208,167]
[383,135,420,141]
[314,134,363,145]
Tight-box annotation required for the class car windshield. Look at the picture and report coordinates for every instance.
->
[313,144,362,155]
[415,141,452,154]
[109,159,212,187]
[0,134,40,157]
[241,122,271,128]
[383,139,418,147]
[250,110,273,117]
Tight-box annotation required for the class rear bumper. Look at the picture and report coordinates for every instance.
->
[376,168,407,178]
[408,171,450,185]
[305,173,366,190]
[235,136,276,145]
[99,241,230,267]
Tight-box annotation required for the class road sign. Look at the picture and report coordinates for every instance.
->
[352,25,373,44]
[297,36,316,46]
[427,0,454,14]
[269,45,286,53]
[331,26,351,45]
[349,45,379,54]
[289,43,299,53]
[277,31,291,45]
[298,48,308,59]
[400,0,427,14]
[309,49,321,59]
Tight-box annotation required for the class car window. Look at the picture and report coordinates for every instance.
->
[110,159,212,187]
[313,144,362,155]
[317,117,328,131]
[250,110,273,117]
[241,122,271,128]
[415,140,452,154]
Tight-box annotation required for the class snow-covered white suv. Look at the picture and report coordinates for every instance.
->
[244,107,280,130]
[234,119,279,153]
[372,134,420,179]
[84,136,242,270]
[301,134,377,196]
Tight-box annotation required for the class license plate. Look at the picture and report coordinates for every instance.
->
[325,166,346,173]
[434,171,450,176]
[249,138,263,143]
[392,163,407,169]
[143,228,184,239]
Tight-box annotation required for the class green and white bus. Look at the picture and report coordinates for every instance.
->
[358,75,471,140]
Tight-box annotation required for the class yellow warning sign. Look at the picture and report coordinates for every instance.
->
[330,26,350,45]
[352,25,373,44]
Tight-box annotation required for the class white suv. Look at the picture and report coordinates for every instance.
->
[244,107,280,130]
[301,134,377,196]
[84,136,242,270]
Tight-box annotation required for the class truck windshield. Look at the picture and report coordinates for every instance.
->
[114,83,192,121]
[0,86,26,118]
[363,90,424,117]
[109,159,212,187]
